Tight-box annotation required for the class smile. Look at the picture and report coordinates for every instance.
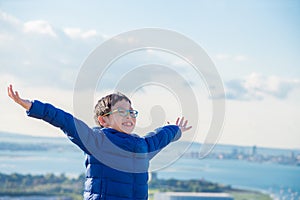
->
[122,122,133,127]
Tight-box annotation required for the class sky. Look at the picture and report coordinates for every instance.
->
[0,0,300,149]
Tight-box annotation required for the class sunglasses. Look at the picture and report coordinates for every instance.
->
[102,107,138,118]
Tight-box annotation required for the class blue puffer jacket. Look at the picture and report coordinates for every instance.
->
[27,100,182,200]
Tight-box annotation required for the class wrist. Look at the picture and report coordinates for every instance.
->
[23,100,32,111]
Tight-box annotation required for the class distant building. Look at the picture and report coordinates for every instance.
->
[154,192,234,200]
[252,145,257,156]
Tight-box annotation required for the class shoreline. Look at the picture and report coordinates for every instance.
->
[0,172,273,200]
[229,185,274,197]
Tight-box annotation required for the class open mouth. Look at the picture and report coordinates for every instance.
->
[122,122,133,127]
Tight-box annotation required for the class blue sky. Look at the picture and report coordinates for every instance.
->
[1,0,300,149]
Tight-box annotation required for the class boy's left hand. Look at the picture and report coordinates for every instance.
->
[176,117,192,132]
[168,117,192,132]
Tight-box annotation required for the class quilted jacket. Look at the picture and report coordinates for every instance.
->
[27,100,182,200]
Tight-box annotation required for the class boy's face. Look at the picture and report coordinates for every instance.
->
[105,99,136,134]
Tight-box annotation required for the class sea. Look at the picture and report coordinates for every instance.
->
[0,132,299,200]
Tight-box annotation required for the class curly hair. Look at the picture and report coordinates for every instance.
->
[94,92,131,127]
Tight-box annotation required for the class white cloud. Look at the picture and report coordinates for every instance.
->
[63,27,99,40]
[23,20,57,37]
[0,11,100,90]
[63,28,82,39]
[226,73,300,100]
[0,10,20,26]
[82,30,97,39]
[0,10,21,43]
[221,97,300,149]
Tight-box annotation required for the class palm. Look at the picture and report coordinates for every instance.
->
[7,85,32,110]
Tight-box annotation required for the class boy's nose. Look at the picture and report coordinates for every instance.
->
[126,115,131,119]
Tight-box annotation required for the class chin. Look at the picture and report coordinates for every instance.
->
[122,127,135,134]
[124,129,134,134]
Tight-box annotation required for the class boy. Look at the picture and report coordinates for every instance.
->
[7,84,192,200]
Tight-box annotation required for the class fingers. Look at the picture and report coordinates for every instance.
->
[179,117,184,127]
[15,91,20,99]
[7,84,19,102]
[7,85,12,97]
[168,116,193,132]
[183,120,192,131]
[8,85,23,105]
[184,124,193,131]
[175,117,184,126]
[174,116,192,132]
[176,117,179,125]
[8,84,15,99]
[183,119,188,127]
[7,84,32,110]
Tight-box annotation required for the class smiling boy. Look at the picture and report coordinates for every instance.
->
[95,93,137,134]
[8,84,192,200]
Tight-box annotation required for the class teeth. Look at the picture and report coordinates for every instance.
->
[122,122,132,126]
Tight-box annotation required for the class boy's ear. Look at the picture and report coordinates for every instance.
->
[98,116,110,127]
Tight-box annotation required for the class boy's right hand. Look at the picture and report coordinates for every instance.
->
[7,84,32,111]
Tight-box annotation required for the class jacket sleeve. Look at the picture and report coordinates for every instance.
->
[144,125,181,154]
[26,100,103,154]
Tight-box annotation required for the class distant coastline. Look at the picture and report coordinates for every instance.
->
[0,131,299,199]
[1,131,299,158]
[1,131,299,169]
[0,172,272,200]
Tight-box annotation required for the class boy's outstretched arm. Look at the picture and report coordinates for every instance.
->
[7,84,102,154]
[145,117,192,158]
[7,84,32,110]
